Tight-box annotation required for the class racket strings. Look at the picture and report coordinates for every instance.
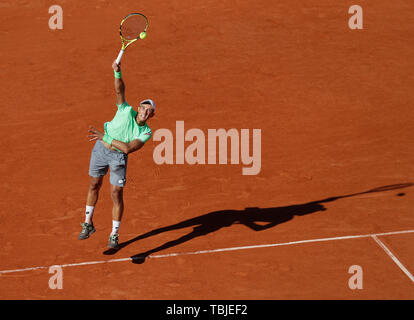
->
[121,15,147,40]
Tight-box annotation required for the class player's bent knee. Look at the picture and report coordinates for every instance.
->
[111,186,123,200]
[89,177,103,191]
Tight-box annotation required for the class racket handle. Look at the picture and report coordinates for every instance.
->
[115,49,125,65]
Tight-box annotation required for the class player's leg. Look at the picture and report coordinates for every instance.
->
[111,184,124,228]
[107,152,128,249]
[108,184,124,249]
[79,141,109,240]
[85,176,104,222]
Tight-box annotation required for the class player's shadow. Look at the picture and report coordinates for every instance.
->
[103,183,412,263]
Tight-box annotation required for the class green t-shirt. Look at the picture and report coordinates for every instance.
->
[104,101,152,152]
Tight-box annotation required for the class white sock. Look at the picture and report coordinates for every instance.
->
[111,220,121,235]
[85,206,95,224]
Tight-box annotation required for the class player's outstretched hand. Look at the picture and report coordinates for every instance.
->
[88,126,104,142]
[112,60,121,72]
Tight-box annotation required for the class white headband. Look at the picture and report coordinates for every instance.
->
[140,99,156,112]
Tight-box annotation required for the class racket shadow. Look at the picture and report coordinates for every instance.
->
[102,183,413,263]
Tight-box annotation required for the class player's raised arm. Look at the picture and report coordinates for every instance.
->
[112,61,125,106]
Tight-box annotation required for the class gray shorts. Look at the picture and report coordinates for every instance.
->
[89,140,128,187]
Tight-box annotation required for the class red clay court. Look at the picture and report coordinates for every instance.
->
[0,0,413,299]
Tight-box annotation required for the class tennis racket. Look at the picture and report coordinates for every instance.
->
[115,13,149,65]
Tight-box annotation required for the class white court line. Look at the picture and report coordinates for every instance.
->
[371,235,414,283]
[0,229,413,275]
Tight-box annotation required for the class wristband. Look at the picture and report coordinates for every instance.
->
[102,133,114,145]
[114,70,122,79]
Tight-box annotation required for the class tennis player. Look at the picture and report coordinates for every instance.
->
[78,60,155,249]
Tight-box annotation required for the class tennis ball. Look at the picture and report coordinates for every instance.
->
[140,32,147,39]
